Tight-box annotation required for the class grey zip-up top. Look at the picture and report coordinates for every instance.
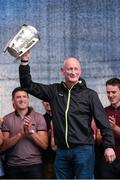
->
[19,64,115,149]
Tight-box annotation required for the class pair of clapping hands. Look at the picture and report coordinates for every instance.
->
[19,116,34,137]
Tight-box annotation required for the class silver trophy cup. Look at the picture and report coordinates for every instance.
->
[4,24,40,58]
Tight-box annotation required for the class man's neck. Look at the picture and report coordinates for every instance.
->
[111,103,120,109]
[65,81,78,89]
[17,108,29,119]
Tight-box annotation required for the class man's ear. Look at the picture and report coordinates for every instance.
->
[60,67,64,74]
[12,100,15,109]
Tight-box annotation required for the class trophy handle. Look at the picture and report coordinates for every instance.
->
[18,37,40,57]
[3,38,12,52]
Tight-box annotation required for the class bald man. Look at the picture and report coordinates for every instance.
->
[19,51,115,179]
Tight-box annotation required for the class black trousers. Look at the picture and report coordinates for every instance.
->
[4,163,43,179]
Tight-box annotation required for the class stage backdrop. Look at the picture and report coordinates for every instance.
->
[0,0,120,116]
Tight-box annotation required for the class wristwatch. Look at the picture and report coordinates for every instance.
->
[29,129,35,135]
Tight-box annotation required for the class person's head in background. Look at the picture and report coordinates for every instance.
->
[42,101,51,114]
[106,78,120,108]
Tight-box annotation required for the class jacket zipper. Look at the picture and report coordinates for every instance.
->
[65,89,71,148]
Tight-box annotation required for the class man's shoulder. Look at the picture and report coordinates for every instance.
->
[82,87,97,95]
[30,109,45,120]
[3,111,15,119]
[105,105,111,109]
[32,110,43,117]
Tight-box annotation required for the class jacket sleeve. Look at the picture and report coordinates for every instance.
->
[89,90,115,150]
[19,64,53,101]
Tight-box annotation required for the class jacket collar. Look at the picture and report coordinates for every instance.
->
[61,78,86,90]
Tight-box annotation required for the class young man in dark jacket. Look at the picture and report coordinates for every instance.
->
[19,51,116,179]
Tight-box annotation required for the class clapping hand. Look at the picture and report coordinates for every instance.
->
[23,116,32,136]
[109,115,116,129]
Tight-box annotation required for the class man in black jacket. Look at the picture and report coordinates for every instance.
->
[19,51,116,179]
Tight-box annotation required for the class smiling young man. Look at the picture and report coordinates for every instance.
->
[18,51,115,179]
[2,87,48,179]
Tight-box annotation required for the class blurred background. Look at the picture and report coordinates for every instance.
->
[0,0,120,116]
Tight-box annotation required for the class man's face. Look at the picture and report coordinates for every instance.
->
[12,91,29,110]
[61,58,81,86]
[42,101,51,113]
[106,85,120,107]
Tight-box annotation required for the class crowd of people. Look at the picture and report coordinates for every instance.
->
[0,50,119,179]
